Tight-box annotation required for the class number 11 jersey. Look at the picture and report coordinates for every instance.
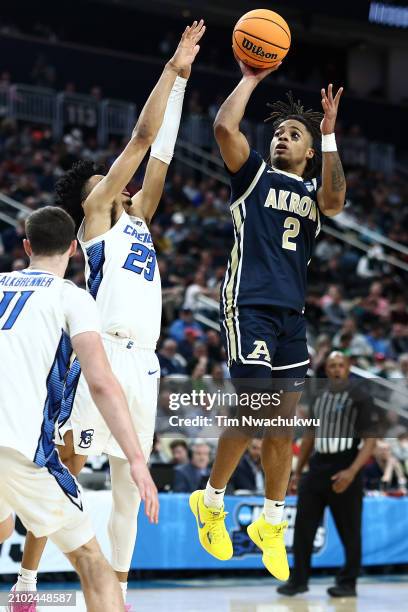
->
[221,149,322,320]
[78,211,161,348]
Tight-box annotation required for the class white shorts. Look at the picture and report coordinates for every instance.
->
[0,447,94,553]
[58,334,160,459]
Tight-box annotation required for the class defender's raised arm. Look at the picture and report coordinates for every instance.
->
[83,20,205,235]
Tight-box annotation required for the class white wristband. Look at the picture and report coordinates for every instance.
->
[321,133,337,152]
[150,76,187,165]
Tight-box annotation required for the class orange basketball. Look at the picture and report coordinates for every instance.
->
[232,9,291,69]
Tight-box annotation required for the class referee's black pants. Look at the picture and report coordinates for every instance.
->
[291,462,363,588]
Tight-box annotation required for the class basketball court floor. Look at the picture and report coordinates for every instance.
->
[2,576,406,611]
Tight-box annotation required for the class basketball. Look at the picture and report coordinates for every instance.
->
[232,9,291,69]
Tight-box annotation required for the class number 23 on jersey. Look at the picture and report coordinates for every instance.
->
[123,243,156,281]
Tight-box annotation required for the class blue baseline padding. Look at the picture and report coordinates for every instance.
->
[131,494,408,570]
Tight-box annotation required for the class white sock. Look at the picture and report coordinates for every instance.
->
[204,481,226,509]
[264,498,285,525]
[16,567,37,591]
[119,581,127,603]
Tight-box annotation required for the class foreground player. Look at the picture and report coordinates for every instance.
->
[0,207,158,612]
[15,19,205,609]
[190,59,346,579]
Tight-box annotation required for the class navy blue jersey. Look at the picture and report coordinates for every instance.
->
[221,149,322,320]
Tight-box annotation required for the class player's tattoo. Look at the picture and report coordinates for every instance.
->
[330,153,345,192]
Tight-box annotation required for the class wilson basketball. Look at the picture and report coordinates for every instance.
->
[232,9,291,69]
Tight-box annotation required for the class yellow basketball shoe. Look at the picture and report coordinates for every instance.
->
[189,490,233,561]
[247,514,289,581]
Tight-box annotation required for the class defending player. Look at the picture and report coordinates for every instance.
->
[0,207,158,612]
[189,59,346,580]
[13,20,205,611]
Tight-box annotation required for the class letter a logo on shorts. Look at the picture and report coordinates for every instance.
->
[247,340,271,362]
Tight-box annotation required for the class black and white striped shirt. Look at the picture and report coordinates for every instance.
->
[309,381,376,456]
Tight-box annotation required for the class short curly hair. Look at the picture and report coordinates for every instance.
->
[55,160,97,230]
[265,91,323,179]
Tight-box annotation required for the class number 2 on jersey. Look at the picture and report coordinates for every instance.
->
[123,243,156,281]
[0,290,34,330]
[282,216,300,251]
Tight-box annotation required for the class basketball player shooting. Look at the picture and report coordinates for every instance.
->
[190,57,346,581]
[12,19,205,612]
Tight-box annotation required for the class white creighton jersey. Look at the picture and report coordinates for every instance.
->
[0,270,100,474]
[78,211,161,348]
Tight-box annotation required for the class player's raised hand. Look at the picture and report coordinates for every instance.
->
[170,20,206,73]
[320,83,343,135]
[234,52,282,83]
[130,458,159,524]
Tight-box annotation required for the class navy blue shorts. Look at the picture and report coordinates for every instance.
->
[221,305,309,381]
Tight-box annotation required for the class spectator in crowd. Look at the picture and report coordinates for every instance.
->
[205,330,223,363]
[163,212,189,249]
[150,433,168,464]
[204,363,235,396]
[387,353,408,414]
[364,281,390,319]
[321,285,347,332]
[158,338,186,377]
[173,441,211,493]
[165,174,190,206]
[178,329,203,364]
[187,340,211,376]
[168,307,203,343]
[231,439,264,493]
[1,211,28,254]
[156,390,177,435]
[364,324,391,359]
[182,270,216,313]
[159,259,184,322]
[390,324,408,358]
[384,409,407,438]
[356,244,390,279]
[390,295,408,325]
[90,85,103,101]
[332,317,373,358]
[364,440,407,492]
[390,432,408,477]
[314,234,342,263]
[169,439,190,465]
[312,334,332,377]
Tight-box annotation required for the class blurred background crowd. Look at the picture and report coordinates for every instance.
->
[1,116,408,497]
[1,0,408,499]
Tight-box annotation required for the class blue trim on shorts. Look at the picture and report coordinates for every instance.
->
[33,331,82,509]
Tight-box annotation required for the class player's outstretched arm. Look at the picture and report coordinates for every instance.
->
[72,331,159,523]
[214,58,280,173]
[84,20,205,217]
[317,84,346,217]
[129,64,192,224]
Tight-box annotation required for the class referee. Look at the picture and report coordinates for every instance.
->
[278,352,377,598]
